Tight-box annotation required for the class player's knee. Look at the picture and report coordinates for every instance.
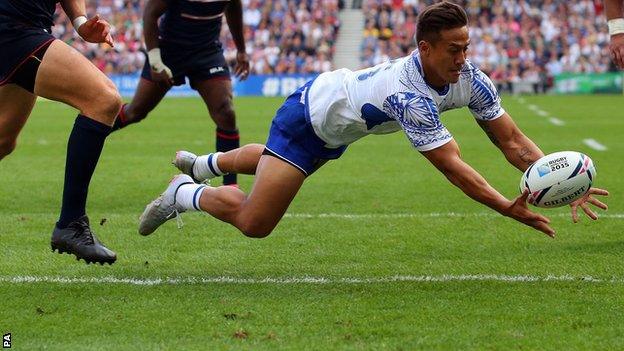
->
[241,229,272,238]
[0,138,17,159]
[104,86,123,119]
[92,80,123,122]
[218,98,235,117]
[239,221,274,238]
[212,99,236,129]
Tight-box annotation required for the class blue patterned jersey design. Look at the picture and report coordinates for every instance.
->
[468,68,503,120]
[383,91,451,149]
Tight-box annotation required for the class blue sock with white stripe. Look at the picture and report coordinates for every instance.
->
[175,183,208,212]
[192,152,226,182]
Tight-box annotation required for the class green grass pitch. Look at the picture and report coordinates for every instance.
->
[1,94,623,350]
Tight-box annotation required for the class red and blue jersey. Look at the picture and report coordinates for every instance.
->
[0,0,57,30]
[160,0,230,49]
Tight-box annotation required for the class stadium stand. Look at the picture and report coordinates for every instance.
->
[223,0,341,74]
[52,0,146,74]
[360,0,616,93]
[50,0,617,93]
[52,0,341,75]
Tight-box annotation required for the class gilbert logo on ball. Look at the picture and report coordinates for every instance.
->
[520,151,595,208]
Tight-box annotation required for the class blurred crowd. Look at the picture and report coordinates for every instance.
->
[53,0,616,86]
[225,0,341,74]
[361,0,616,93]
[52,0,340,75]
[52,0,146,74]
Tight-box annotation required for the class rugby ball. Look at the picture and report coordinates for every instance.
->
[519,151,595,208]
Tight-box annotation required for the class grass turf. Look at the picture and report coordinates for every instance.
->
[0,94,622,350]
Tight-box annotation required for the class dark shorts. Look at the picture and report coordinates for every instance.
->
[264,80,347,176]
[0,14,55,87]
[141,42,230,89]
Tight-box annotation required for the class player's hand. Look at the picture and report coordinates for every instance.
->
[76,14,114,47]
[610,34,624,69]
[569,187,609,223]
[147,48,174,87]
[503,190,555,238]
[234,51,250,81]
[150,68,174,88]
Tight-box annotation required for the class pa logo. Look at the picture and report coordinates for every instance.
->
[2,333,10,349]
[537,163,551,177]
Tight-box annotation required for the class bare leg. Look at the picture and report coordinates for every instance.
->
[194,78,236,130]
[195,78,239,185]
[34,40,121,125]
[27,40,118,263]
[116,78,169,128]
[216,143,265,175]
[198,154,306,237]
[0,84,36,159]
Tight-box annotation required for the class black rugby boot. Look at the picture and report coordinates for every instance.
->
[51,216,117,265]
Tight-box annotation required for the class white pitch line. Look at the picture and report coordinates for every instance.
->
[1,275,622,286]
[6,212,623,220]
[536,110,549,117]
[548,117,565,126]
[522,103,556,121]
[284,213,624,219]
[583,139,608,151]
[284,213,479,219]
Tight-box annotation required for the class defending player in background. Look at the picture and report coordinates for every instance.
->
[605,0,624,69]
[111,0,248,187]
[0,0,120,264]
[139,1,609,240]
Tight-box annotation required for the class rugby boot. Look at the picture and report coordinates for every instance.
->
[173,151,200,182]
[51,216,116,265]
[138,174,195,236]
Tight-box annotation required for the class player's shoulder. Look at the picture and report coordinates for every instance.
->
[396,51,431,97]
[460,60,484,80]
[464,60,498,86]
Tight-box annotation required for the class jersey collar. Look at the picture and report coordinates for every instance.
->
[412,51,450,96]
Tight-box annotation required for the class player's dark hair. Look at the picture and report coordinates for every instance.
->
[416,1,468,44]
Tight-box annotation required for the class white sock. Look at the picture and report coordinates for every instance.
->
[175,183,208,212]
[193,152,226,181]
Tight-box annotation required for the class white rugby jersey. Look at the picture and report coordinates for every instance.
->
[305,50,505,151]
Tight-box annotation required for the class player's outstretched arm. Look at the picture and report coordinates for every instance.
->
[61,0,114,46]
[422,139,555,237]
[476,112,544,172]
[478,113,610,222]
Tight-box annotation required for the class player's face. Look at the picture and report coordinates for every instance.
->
[420,26,470,86]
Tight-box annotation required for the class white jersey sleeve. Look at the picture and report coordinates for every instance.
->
[383,91,453,151]
[468,66,505,121]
